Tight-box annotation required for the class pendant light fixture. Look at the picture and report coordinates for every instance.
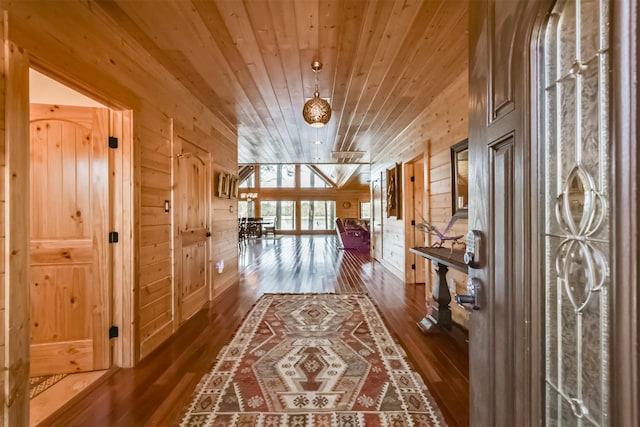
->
[302,61,331,127]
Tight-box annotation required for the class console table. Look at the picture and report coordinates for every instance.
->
[410,246,468,333]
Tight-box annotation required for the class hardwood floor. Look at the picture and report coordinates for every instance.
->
[41,236,469,426]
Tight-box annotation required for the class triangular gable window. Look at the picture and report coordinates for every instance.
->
[239,165,255,188]
[301,165,333,188]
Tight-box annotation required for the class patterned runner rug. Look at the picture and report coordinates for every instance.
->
[179,293,446,426]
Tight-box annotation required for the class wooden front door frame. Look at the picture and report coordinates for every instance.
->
[469,0,639,425]
[1,35,137,423]
[607,0,638,423]
[25,64,137,370]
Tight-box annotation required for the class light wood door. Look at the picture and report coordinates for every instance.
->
[29,104,110,376]
[175,138,211,323]
[408,159,426,284]
[372,172,384,260]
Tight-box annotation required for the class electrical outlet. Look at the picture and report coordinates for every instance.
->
[216,260,225,274]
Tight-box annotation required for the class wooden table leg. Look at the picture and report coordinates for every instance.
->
[417,261,452,333]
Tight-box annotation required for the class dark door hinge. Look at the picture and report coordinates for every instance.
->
[108,136,118,149]
[410,176,415,182]
[109,326,119,339]
[411,219,416,226]
[411,264,416,270]
[109,231,119,243]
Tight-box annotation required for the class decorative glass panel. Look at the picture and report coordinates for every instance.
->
[542,0,609,426]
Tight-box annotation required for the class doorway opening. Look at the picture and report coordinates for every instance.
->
[28,68,134,425]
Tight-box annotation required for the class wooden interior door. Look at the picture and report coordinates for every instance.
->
[371,172,384,260]
[411,159,426,284]
[29,104,110,376]
[176,138,211,323]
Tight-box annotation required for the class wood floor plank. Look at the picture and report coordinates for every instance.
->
[41,235,469,426]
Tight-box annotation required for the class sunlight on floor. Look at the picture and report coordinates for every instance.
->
[30,370,109,426]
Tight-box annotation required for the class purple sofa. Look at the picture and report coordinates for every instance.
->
[335,218,370,251]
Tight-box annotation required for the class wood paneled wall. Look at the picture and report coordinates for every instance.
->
[138,111,174,359]
[0,3,239,411]
[371,71,469,328]
[422,73,469,328]
[335,192,370,220]
[211,135,239,299]
[0,15,7,419]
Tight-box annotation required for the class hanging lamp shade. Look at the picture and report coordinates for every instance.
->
[303,61,331,127]
[303,91,332,127]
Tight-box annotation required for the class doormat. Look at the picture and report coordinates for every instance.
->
[179,293,446,426]
[30,374,68,400]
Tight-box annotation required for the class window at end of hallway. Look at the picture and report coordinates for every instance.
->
[360,202,371,219]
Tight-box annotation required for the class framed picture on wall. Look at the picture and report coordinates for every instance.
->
[395,162,402,219]
[230,176,239,199]
[217,172,230,198]
[450,139,469,218]
[386,167,396,217]
[385,163,402,219]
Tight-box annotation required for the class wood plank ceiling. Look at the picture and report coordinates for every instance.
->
[96,0,468,187]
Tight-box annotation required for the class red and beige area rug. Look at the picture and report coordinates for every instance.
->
[179,294,446,427]
[29,373,67,399]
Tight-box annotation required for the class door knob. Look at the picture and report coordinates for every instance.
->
[455,294,476,305]
[455,277,481,312]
